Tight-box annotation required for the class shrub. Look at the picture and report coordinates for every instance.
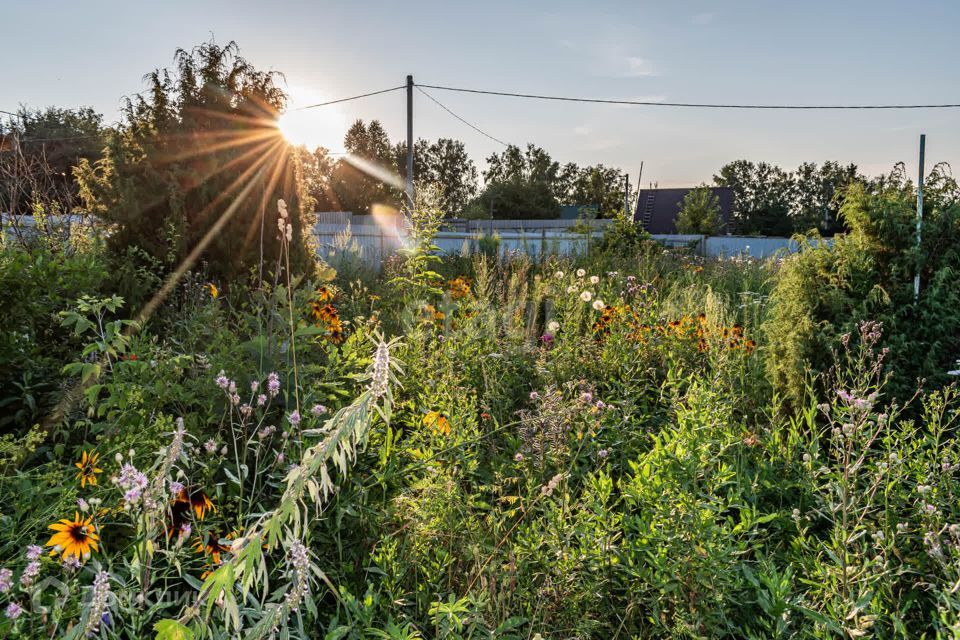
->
[765,165,960,409]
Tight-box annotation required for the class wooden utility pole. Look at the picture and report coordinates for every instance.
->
[406,75,414,210]
[914,134,925,301]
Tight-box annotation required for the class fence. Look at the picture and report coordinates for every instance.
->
[312,219,825,267]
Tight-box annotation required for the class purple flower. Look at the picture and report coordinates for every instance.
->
[0,568,12,593]
[204,439,217,454]
[169,481,185,496]
[257,394,268,407]
[25,545,42,561]
[267,372,281,397]
[288,411,301,427]
[540,333,554,347]
[580,392,593,404]
[5,602,22,620]
[597,449,609,459]
[215,372,230,390]
[595,400,606,410]
[311,404,328,417]
[529,391,539,401]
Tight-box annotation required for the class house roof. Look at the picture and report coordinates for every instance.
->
[633,187,734,234]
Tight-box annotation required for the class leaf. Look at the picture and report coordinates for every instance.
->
[154,620,195,640]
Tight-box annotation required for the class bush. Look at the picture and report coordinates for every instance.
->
[465,180,560,219]
[765,165,960,410]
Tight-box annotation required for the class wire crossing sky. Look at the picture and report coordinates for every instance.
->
[6,0,960,185]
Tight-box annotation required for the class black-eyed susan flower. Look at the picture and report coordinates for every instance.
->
[423,411,451,436]
[74,450,102,488]
[175,487,215,521]
[207,283,218,299]
[194,531,236,577]
[46,513,99,561]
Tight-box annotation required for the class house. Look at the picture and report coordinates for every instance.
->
[633,187,734,234]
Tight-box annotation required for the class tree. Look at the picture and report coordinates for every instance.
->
[395,137,478,215]
[675,185,723,234]
[75,40,312,285]
[1,106,106,215]
[566,164,626,216]
[327,119,401,214]
[793,161,862,234]
[714,160,794,236]
[465,180,560,219]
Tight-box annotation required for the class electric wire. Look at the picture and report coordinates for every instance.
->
[416,86,509,147]
[296,85,405,110]
[416,83,960,110]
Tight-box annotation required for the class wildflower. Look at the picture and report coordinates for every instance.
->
[529,391,540,401]
[240,403,253,418]
[595,400,606,410]
[311,404,328,417]
[284,541,311,613]
[581,391,594,404]
[116,463,148,506]
[179,523,191,539]
[514,452,525,462]
[267,372,281,397]
[258,425,276,439]
[597,449,609,459]
[20,561,39,587]
[168,480,185,497]
[792,508,801,519]
[207,283,218,299]
[566,284,578,294]
[230,393,240,406]
[256,393,267,407]
[194,531,235,567]
[46,512,99,562]
[215,371,230,390]
[0,568,12,593]
[589,275,599,285]
[802,453,811,463]
[580,291,593,302]
[62,555,81,571]
[554,270,564,279]
[278,198,288,219]
[83,570,111,637]
[250,380,259,393]
[540,473,565,497]
[592,299,604,311]
[896,523,908,533]
[369,341,391,399]
[5,602,22,620]
[576,269,586,278]
[175,487,215,520]
[423,411,451,436]
[547,320,560,333]
[889,452,899,463]
[204,439,217,455]
[287,410,301,427]
[74,450,102,488]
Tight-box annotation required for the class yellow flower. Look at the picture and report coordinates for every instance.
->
[74,450,102,488]
[423,411,451,436]
[175,487,215,521]
[46,512,99,562]
[207,283,219,299]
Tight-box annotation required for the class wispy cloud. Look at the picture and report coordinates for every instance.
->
[621,56,655,78]
[692,11,716,25]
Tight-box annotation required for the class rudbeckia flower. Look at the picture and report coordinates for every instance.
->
[46,513,99,562]
[74,450,102,488]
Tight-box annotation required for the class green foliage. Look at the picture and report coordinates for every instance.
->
[74,40,314,284]
[465,179,560,220]
[765,164,960,409]
[675,184,723,234]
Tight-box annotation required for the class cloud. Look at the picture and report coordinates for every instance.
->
[692,11,716,25]
[620,56,655,78]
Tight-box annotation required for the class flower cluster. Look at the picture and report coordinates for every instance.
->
[447,275,473,300]
[309,286,345,344]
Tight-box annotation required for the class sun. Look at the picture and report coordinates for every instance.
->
[275,86,349,151]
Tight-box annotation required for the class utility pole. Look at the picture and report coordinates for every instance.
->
[623,173,630,217]
[405,74,414,211]
[914,134,925,301]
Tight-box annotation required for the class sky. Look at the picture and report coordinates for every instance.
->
[6,0,960,187]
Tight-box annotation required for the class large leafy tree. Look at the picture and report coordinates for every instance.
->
[76,40,312,284]
[396,138,478,214]
[1,106,106,215]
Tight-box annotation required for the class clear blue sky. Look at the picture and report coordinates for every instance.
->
[7,1,959,186]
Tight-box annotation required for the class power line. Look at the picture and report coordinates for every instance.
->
[297,85,405,110]
[416,83,960,110]
[416,86,508,147]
